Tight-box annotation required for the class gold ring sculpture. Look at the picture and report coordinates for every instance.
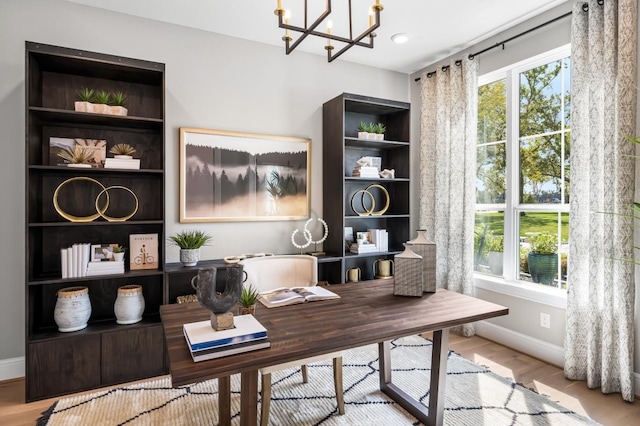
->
[350,184,390,216]
[95,186,139,222]
[53,177,109,222]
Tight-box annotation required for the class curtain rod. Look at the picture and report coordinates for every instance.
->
[413,5,586,83]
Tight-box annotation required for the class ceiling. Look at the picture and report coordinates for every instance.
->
[65,0,569,74]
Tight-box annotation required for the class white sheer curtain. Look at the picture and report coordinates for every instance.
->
[565,0,637,402]
[420,58,478,336]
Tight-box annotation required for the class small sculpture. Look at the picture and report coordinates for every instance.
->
[379,169,395,179]
[191,265,245,330]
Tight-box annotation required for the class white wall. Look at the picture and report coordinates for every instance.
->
[0,0,408,371]
[410,0,640,385]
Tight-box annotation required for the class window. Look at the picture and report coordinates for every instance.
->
[474,45,570,290]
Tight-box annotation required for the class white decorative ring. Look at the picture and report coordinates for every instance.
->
[291,228,312,249]
[303,218,328,245]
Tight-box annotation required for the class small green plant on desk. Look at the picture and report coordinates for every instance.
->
[239,285,260,315]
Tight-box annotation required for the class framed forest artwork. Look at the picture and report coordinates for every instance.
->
[179,128,311,222]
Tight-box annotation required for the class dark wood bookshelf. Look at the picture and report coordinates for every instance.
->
[25,42,166,401]
[322,93,411,285]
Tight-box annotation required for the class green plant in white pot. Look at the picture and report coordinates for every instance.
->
[527,232,558,285]
[168,230,213,267]
[486,233,504,276]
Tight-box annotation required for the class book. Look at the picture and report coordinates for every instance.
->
[104,158,141,169]
[86,260,124,276]
[259,286,340,308]
[183,314,268,351]
[189,339,271,362]
[129,233,159,270]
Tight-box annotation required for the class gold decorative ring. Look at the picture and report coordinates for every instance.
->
[95,186,139,222]
[53,177,109,222]
[366,184,390,216]
[351,189,375,216]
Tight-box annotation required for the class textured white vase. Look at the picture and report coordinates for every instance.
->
[54,286,91,332]
[407,229,437,293]
[393,243,423,297]
[114,285,145,325]
[180,248,200,267]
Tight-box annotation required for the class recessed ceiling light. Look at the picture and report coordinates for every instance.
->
[391,33,409,44]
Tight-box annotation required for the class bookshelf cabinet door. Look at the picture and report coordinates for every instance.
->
[101,325,165,385]
[27,336,101,401]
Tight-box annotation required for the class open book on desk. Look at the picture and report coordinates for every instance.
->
[259,286,340,308]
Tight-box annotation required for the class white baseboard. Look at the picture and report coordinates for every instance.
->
[475,320,565,367]
[476,321,640,398]
[0,356,24,381]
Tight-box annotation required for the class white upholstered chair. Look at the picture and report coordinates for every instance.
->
[240,255,345,426]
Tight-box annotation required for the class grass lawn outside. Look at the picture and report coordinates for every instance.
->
[475,211,569,242]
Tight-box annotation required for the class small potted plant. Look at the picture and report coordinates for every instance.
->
[358,122,371,139]
[373,122,386,140]
[485,233,504,275]
[112,245,126,262]
[527,232,558,285]
[168,230,213,267]
[75,87,95,113]
[238,284,260,315]
[109,91,128,116]
[93,90,111,114]
[109,143,136,159]
[57,145,95,168]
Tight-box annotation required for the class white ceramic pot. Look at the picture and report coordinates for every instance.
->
[109,105,128,116]
[180,248,200,267]
[74,101,89,112]
[113,252,125,262]
[357,131,368,139]
[54,286,91,332]
[113,155,133,160]
[114,285,145,325]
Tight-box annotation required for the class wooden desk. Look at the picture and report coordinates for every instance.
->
[160,280,508,426]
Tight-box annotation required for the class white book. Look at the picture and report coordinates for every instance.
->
[61,249,68,279]
[72,244,79,278]
[183,315,268,352]
[190,339,271,362]
[104,158,141,169]
[81,243,89,277]
[66,247,73,278]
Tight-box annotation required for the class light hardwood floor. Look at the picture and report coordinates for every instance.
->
[1,333,638,425]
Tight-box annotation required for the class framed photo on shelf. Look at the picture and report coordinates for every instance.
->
[129,233,159,270]
[49,137,107,167]
[179,127,311,222]
[91,243,118,262]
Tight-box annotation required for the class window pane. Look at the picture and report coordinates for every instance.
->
[474,211,505,276]
[478,80,506,144]
[519,60,564,137]
[518,211,568,288]
[476,143,506,203]
[520,134,563,204]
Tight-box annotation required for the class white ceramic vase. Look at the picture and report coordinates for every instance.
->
[180,248,200,267]
[54,286,91,332]
[114,285,145,325]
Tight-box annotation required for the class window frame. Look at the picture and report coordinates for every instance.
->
[474,44,571,308]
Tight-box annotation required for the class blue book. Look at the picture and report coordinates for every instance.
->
[182,314,268,352]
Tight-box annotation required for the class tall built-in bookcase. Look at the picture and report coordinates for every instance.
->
[322,93,411,284]
[25,42,166,401]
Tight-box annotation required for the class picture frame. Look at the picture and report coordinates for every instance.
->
[129,233,159,270]
[91,243,118,262]
[179,128,311,222]
[49,137,107,167]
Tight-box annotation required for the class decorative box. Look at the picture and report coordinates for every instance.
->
[408,229,437,293]
[393,243,423,297]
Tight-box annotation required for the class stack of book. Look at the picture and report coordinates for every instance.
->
[349,243,378,254]
[60,243,91,278]
[104,157,140,169]
[183,314,270,362]
[86,260,125,276]
[352,166,379,178]
[368,228,389,252]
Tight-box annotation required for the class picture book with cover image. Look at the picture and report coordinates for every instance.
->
[259,286,340,308]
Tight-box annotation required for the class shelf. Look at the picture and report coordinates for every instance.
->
[28,269,165,286]
[29,220,164,228]
[29,107,163,131]
[29,315,161,342]
[345,177,410,182]
[345,214,410,220]
[344,137,409,148]
[29,165,163,174]
[345,250,402,259]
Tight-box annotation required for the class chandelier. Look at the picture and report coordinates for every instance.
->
[274,0,383,63]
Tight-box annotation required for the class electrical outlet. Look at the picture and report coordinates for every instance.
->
[540,312,551,329]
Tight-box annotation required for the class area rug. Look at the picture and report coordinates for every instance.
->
[38,335,599,426]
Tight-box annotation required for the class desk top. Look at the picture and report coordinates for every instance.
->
[160,279,508,387]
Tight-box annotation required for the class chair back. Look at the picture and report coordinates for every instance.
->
[240,255,318,292]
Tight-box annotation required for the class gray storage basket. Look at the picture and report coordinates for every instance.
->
[393,244,423,297]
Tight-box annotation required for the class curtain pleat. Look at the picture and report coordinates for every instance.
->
[420,58,478,336]
[565,0,636,402]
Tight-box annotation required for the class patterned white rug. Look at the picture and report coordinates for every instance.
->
[38,335,599,425]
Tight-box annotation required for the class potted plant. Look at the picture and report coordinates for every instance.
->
[109,143,136,159]
[109,91,128,116]
[93,90,111,114]
[112,245,126,262]
[168,230,213,266]
[527,232,558,285]
[238,284,260,315]
[486,233,503,275]
[75,87,95,113]
[373,122,386,140]
[357,122,371,139]
[57,145,95,168]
